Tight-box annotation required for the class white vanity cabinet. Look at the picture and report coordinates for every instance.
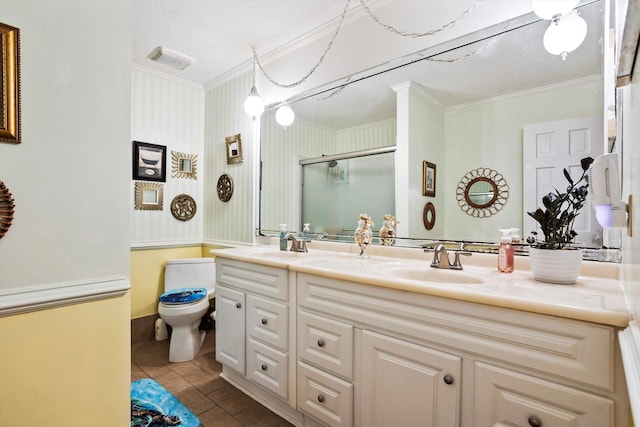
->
[296,272,629,427]
[215,258,291,401]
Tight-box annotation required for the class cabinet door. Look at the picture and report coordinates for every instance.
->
[359,330,461,427]
[475,362,615,427]
[247,294,288,351]
[215,285,246,373]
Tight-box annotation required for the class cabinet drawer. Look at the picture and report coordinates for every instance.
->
[217,258,288,301]
[247,294,288,351]
[246,337,288,400]
[475,362,615,427]
[298,310,354,379]
[297,361,352,427]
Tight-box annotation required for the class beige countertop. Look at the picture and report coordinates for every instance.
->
[211,241,631,327]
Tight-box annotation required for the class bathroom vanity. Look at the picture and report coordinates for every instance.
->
[211,244,630,427]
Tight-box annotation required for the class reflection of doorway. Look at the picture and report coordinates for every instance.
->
[523,115,604,246]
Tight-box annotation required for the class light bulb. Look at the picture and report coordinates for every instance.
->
[275,104,295,128]
[532,0,579,20]
[243,85,264,119]
[543,11,587,60]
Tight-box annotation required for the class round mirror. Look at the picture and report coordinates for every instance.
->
[456,168,509,218]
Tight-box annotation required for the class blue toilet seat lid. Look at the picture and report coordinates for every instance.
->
[159,287,207,305]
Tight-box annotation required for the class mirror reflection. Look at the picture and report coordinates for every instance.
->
[259,1,606,248]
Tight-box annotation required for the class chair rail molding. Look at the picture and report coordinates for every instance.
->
[0,276,130,317]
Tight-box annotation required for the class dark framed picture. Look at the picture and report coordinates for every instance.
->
[1,22,21,144]
[422,161,436,197]
[133,141,167,182]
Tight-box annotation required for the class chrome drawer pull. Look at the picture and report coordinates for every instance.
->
[528,416,541,427]
[443,374,454,385]
[261,318,268,325]
[317,339,325,347]
[261,364,267,371]
[317,395,325,403]
[235,302,241,309]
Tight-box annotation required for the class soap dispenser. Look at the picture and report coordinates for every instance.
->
[279,224,287,251]
[498,228,514,273]
[301,223,311,240]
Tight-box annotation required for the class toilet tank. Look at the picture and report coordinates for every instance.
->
[164,258,216,296]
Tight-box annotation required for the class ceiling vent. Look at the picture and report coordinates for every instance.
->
[148,46,194,70]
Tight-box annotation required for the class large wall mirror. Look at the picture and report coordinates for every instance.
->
[259,0,609,249]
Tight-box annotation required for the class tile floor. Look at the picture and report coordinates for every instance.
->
[131,330,294,427]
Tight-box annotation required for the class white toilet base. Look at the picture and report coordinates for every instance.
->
[168,320,206,362]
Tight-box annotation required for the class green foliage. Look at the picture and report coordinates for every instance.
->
[527,157,594,249]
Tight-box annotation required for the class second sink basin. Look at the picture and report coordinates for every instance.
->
[374,264,485,284]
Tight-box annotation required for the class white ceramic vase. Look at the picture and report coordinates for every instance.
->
[529,247,583,285]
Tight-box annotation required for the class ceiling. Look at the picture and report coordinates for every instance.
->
[133,0,605,129]
[133,0,356,86]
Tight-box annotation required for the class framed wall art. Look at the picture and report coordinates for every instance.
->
[171,151,197,180]
[422,161,436,197]
[225,134,243,164]
[134,182,164,211]
[133,141,167,182]
[1,22,21,144]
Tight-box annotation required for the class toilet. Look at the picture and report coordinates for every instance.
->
[158,258,216,362]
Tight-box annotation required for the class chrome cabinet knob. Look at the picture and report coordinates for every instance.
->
[317,339,325,347]
[317,395,325,403]
[443,374,454,385]
[261,364,267,371]
[235,302,241,309]
[261,318,268,325]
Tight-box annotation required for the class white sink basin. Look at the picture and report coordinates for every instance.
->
[373,263,485,284]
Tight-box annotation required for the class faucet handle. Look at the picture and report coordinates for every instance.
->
[451,250,472,270]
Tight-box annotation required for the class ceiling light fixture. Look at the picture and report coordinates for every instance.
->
[148,46,194,70]
[542,10,587,60]
[532,1,586,61]
[275,104,295,128]
[243,54,264,120]
[532,0,578,20]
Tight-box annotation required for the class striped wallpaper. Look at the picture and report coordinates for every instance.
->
[130,67,205,247]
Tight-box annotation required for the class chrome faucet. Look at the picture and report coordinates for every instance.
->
[426,242,472,270]
[285,233,308,252]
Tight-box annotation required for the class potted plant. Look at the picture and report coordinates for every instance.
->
[526,156,594,284]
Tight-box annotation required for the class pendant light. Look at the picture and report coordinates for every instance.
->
[244,53,264,119]
[543,10,587,60]
[275,104,295,128]
[532,0,578,20]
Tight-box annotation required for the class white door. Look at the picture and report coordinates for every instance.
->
[523,116,604,246]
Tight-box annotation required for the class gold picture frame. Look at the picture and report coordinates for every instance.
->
[1,22,21,144]
[422,161,436,197]
[134,182,164,211]
[171,151,198,179]
[225,134,243,164]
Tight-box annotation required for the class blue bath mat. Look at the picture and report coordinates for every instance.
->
[131,379,201,427]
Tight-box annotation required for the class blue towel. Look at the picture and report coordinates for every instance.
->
[131,378,201,427]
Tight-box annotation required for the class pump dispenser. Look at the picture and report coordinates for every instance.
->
[498,228,514,273]
[301,223,311,240]
[510,228,521,244]
[279,224,287,251]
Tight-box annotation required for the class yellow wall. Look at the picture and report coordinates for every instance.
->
[0,294,131,426]
[130,246,223,319]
